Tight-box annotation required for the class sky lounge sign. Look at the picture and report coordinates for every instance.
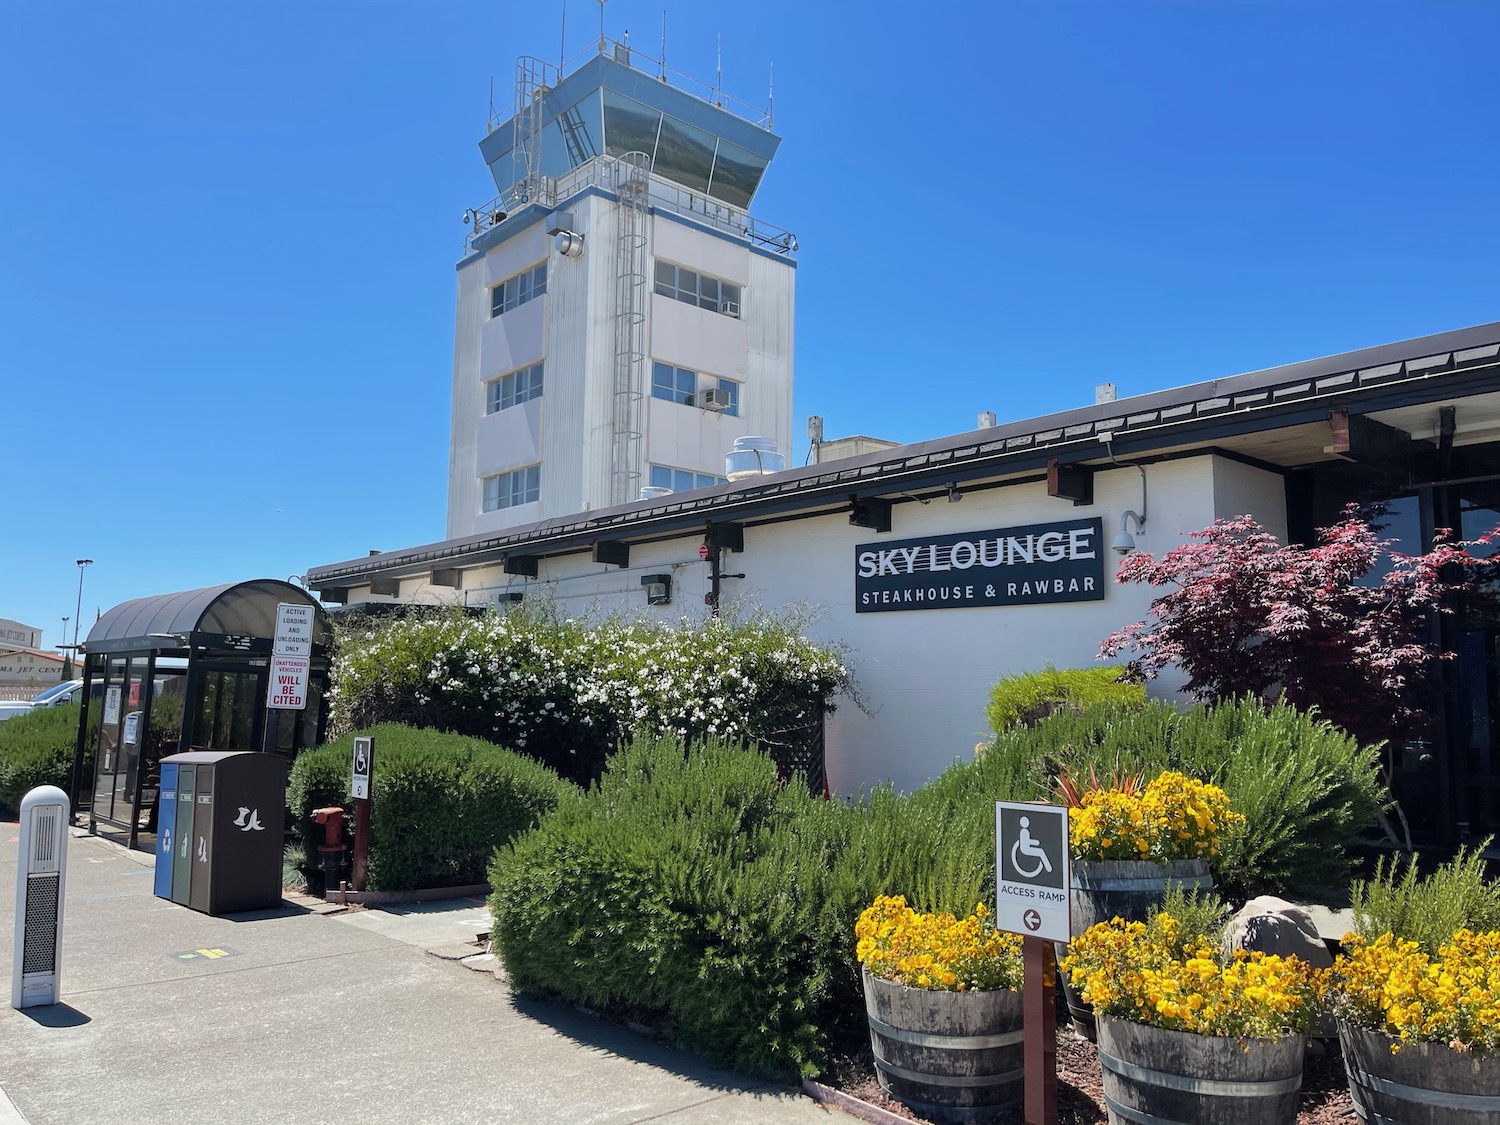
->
[855,517,1104,613]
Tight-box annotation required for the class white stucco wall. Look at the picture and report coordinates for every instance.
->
[381,452,1274,796]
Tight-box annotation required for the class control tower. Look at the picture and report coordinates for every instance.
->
[447,38,797,537]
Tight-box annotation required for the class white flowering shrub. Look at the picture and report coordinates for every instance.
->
[329,607,850,783]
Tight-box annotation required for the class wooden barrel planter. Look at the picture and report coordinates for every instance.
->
[1096,1014,1304,1125]
[1060,859,1213,1040]
[1339,1021,1500,1124]
[862,967,1024,1124]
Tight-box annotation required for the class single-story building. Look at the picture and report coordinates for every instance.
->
[307,321,1500,845]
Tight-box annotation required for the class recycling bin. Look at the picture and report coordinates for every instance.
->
[154,751,285,915]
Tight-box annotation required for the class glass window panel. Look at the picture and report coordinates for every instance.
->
[676,269,698,305]
[542,90,603,177]
[603,90,662,160]
[673,469,694,492]
[698,276,719,312]
[533,262,547,296]
[487,381,502,414]
[652,361,675,400]
[676,367,696,398]
[716,378,740,417]
[721,283,741,317]
[707,139,769,209]
[650,465,673,489]
[654,260,675,297]
[653,114,716,194]
[490,284,505,318]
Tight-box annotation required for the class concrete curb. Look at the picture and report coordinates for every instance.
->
[322,882,490,906]
[800,1080,912,1125]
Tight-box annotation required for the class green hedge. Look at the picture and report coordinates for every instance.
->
[329,606,848,784]
[916,697,1387,898]
[983,664,1146,735]
[489,734,866,1080]
[288,724,573,892]
[0,704,83,813]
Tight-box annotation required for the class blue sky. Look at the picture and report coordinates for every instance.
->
[2,1,1497,651]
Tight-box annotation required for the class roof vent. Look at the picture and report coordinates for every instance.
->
[726,437,785,481]
[639,486,673,501]
[1095,383,1117,405]
[978,411,997,429]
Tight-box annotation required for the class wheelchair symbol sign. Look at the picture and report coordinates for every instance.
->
[995,801,1071,943]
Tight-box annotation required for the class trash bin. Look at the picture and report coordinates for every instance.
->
[154,751,285,915]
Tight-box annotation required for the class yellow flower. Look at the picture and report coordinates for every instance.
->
[855,895,1023,993]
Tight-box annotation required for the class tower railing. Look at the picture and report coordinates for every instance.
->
[463,156,797,257]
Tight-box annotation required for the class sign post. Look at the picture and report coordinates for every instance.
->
[350,736,373,891]
[995,800,1071,1125]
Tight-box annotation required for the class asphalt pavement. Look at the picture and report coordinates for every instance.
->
[0,821,838,1125]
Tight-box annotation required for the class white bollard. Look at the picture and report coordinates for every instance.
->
[12,785,70,1009]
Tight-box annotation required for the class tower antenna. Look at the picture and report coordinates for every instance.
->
[768,62,774,129]
[560,1,567,71]
[716,33,722,104]
[597,0,606,53]
[659,10,666,79]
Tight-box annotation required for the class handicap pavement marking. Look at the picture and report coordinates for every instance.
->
[170,947,241,962]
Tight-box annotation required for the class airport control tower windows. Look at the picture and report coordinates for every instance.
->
[654,261,741,318]
[482,465,541,512]
[486,363,544,414]
[490,262,548,318]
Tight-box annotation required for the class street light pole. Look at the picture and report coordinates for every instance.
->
[73,559,92,651]
[61,616,68,648]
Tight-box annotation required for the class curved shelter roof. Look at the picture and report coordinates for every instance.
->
[84,579,328,655]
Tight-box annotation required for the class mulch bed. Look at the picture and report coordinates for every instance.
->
[818,1025,1355,1125]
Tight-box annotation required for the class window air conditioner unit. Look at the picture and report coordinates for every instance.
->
[699,388,732,412]
[719,299,741,318]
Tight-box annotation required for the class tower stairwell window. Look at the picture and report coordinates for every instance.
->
[482,465,541,512]
[487,362,544,413]
[490,262,548,318]
[653,261,741,318]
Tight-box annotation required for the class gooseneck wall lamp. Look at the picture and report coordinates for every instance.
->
[1101,435,1148,556]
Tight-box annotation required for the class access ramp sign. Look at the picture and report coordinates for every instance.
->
[994,801,1071,943]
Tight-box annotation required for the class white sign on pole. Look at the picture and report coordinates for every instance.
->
[351,736,373,800]
[267,655,310,710]
[994,801,1072,943]
[273,603,315,658]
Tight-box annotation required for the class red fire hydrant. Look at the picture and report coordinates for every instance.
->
[313,806,348,890]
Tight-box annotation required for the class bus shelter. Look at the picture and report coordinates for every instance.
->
[72,579,331,850]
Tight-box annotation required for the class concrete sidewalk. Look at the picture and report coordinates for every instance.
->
[0,823,837,1125]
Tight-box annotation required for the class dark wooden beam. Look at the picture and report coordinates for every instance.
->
[1329,408,1424,467]
[592,540,630,568]
[1046,458,1094,506]
[503,555,539,578]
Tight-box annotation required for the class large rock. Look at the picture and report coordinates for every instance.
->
[1221,896,1334,968]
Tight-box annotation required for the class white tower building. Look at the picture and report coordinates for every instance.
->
[447,42,797,538]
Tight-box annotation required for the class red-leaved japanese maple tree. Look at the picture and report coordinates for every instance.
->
[1099,510,1498,750]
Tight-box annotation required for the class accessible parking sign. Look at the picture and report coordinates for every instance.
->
[994,801,1071,943]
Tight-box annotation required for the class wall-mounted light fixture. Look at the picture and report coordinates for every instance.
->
[641,573,672,606]
[1100,433,1148,555]
[946,482,963,503]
